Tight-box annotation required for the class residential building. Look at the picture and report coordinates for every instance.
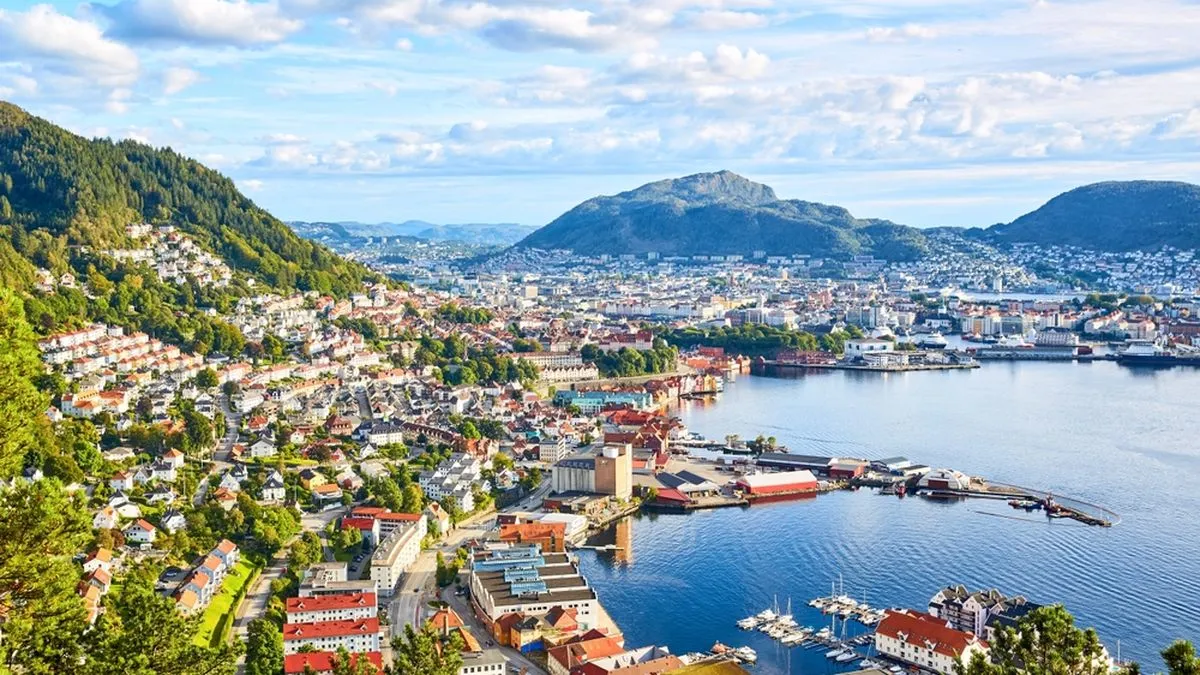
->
[369,522,423,595]
[283,652,383,675]
[282,618,382,655]
[875,610,990,675]
[286,592,378,624]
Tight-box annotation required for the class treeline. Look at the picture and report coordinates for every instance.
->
[436,302,493,325]
[408,335,538,385]
[580,341,680,377]
[660,323,862,356]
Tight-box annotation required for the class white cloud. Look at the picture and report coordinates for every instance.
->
[162,67,200,94]
[240,178,265,191]
[101,0,303,46]
[690,10,767,30]
[711,44,769,79]
[866,23,938,42]
[394,37,414,50]
[0,5,139,87]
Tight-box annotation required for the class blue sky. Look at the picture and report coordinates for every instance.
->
[2,0,1200,227]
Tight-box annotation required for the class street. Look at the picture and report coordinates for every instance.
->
[387,515,494,639]
[194,392,241,507]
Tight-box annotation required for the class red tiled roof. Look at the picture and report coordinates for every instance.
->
[548,636,626,670]
[428,607,465,632]
[376,512,422,522]
[877,610,987,658]
[287,592,377,614]
[342,517,377,532]
[283,651,383,675]
[283,618,380,640]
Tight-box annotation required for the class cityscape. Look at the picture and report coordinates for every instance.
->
[2,2,1200,675]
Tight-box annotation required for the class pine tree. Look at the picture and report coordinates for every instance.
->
[0,287,51,478]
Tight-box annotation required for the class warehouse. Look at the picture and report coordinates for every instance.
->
[735,470,819,495]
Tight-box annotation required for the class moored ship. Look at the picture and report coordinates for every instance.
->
[1117,340,1200,367]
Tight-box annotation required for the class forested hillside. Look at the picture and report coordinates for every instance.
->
[0,101,378,306]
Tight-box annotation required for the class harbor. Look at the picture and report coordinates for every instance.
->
[573,361,1200,674]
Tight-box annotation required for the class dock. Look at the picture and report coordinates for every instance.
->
[760,360,979,372]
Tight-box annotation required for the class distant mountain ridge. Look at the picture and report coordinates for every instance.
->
[983,180,1200,250]
[516,170,930,260]
[517,172,1200,258]
[290,220,537,246]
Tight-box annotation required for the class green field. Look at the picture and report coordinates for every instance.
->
[192,558,261,649]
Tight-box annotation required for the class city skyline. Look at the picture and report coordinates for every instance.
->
[2,0,1200,226]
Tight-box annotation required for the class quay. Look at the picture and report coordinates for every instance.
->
[760,359,979,372]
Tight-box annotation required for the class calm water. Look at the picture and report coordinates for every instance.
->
[577,361,1200,673]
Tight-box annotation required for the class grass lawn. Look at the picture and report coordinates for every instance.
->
[192,558,261,649]
[333,548,352,562]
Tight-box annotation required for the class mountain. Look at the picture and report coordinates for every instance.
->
[290,220,538,246]
[0,101,377,298]
[985,181,1200,251]
[515,170,929,260]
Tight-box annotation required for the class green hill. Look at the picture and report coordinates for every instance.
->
[0,101,377,297]
[986,181,1200,250]
[516,170,929,261]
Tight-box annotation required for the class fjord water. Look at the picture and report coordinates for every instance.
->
[576,362,1200,674]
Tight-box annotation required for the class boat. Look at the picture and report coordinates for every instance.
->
[837,650,859,663]
[917,332,949,350]
[1117,339,1200,368]
[737,617,758,630]
[734,647,758,664]
[825,648,845,660]
[816,627,833,640]
[711,642,733,656]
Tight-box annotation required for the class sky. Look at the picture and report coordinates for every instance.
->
[2,1,1200,228]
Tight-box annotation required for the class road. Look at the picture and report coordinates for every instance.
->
[354,387,373,425]
[194,392,241,507]
[232,506,347,673]
[502,480,552,513]
[387,514,495,639]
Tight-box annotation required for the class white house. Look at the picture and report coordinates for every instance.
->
[161,509,187,534]
[93,506,119,530]
[249,439,277,459]
[123,519,157,545]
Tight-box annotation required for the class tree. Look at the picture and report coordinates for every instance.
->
[195,368,219,389]
[401,484,425,514]
[955,605,1109,675]
[0,480,92,673]
[1163,641,1199,675]
[389,624,463,675]
[0,288,52,478]
[245,619,284,675]
[85,571,239,675]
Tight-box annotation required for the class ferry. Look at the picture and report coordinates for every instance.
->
[916,332,949,350]
[1117,340,1200,368]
